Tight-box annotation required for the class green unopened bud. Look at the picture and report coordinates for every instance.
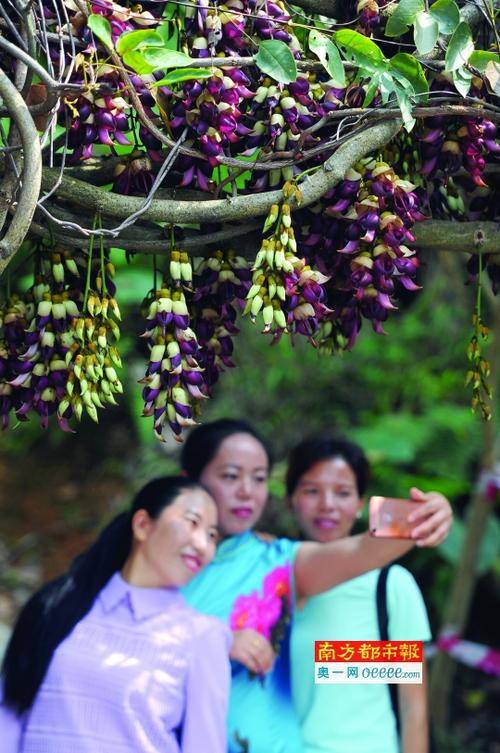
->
[170,259,182,281]
[37,299,52,318]
[97,328,107,349]
[251,294,263,317]
[41,387,56,402]
[109,320,121,342]
[172,298,188,316]
[64,299,80,318]
[167,341,180,358]
[33,363,47,377]
[86,403,99,423]
[109,348,122,369]
[52,302,66,321]
[41,331,55,348]
[254,86,269,103]
[50,359,66,372]
[263,304,274,326]
[247,283,262,300]
[52,262,65,284]
[253,247,267,268]
[268,277,277,300]
[273,309,287,329]
[266,245,275,268]
[172,386,189,406]
[64,257,79,277]
[105,366,119,383]
[73,396,83,421]
[58,399,71,417]
[150,343,166,362]
[91,389,105,409]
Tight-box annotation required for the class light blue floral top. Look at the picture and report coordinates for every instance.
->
[183,531,303,753]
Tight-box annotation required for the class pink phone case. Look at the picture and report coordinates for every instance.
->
[369,496,418,539]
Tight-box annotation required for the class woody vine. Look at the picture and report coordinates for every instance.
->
[0,0,498,439]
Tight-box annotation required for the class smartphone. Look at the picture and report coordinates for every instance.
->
[369,496,418,539]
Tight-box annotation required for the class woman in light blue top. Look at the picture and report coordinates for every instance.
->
[180,420,451,753]
[288,435,432,753]
[1,477,231,753]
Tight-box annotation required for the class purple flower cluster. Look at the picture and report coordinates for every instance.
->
[0,248,122,432]
[297,159,423,349]
[191,250,251,388]
[140,256,209,442]
[419,115,499,188]
[246,194,331,342]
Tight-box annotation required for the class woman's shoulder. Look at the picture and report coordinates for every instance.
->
[386,563,423,593]
[181,602,232,646]
[253,531,299,560]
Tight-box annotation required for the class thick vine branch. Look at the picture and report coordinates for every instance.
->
[27,216,500,257]
[28,217,263,252]
[0,66,41,276]
[41,120,401,225]
[413,220,500,256]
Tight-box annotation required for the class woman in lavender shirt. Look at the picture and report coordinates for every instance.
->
[0,476,231,753]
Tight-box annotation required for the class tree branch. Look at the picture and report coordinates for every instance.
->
[28,215,262,252]
[414,220,500,257]
[40,120,402,225]
[0,66,42,276]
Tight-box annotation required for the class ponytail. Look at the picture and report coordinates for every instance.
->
[2,512,131,714]
[2,475,201,715]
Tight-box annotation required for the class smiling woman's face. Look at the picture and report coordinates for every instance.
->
[130,488,219,587]
[291,457,363,544]
[199,433,269,537]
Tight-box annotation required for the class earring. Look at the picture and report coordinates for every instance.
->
[355,510,362,519]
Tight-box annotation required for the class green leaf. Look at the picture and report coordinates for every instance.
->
[484,61,500,96]
[143,48,193,69]
[414,11,439,55]
[87,14,113,49]
[385,0,424,37]
[445,21,474,72]
[378,71,398,104]
[363,75,381,107]
[308,30,346,88]
[429,0,460,35]
[152,68,213,87]
[335,29,385,64]
[253,40,297,84]
[390,53,429,101]
[395,87,416,131]
[123,50,157,75]
[116,29,163,56]
[469,50,500,72]
[163,1,178,20]
[453,64,473,96]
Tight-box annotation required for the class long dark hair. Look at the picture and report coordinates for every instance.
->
[180,418,273,480]
[286,435,370,497]
[1,476,203,715]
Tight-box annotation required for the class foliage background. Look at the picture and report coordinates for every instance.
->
[0,249,498,752]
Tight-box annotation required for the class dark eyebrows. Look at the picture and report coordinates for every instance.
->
[220,464,268,473]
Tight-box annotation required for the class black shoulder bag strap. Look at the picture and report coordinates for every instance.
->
[376,565,401,736]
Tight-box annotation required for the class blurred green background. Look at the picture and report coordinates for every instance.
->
[0,247,498,752]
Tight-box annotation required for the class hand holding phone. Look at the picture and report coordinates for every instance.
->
[369,496,419,539]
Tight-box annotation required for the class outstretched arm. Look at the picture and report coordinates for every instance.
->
[294,489,452,599]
